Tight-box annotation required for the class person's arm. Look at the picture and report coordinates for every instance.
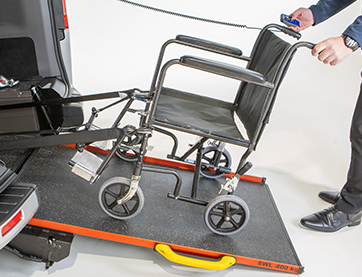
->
[289,1,361,66]
[290,0,358,32]
[309,0,358,25]
[311,13,362,66]
[310,0,362,51]
[312,36,353,65]
[343,15,362,49]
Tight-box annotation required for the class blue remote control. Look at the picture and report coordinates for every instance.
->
[280,14,300,27]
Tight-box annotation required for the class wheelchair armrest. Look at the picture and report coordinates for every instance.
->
[176,35,243,56]
[179,55,274,88]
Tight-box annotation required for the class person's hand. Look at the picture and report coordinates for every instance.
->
[289,8,315,32]
[312,36,353,66]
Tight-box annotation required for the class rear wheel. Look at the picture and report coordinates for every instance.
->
[200,147,232,179]
[115,125,142,162]
[115,145,140,162]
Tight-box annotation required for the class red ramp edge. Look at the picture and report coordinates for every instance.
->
[28,218,303,274]
[63,144,265,184]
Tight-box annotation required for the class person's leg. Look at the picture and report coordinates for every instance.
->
[336,78,362,214]
[300,74,362,232]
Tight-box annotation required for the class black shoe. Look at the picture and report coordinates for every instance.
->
[318,191,340,204]
[300,205,362,232]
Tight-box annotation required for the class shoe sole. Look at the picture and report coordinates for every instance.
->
[300,220,361,232]
[348,220,361,227]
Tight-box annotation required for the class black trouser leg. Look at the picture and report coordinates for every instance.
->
[336,76,362,214]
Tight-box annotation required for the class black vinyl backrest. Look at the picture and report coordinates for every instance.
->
[236,29,291,143]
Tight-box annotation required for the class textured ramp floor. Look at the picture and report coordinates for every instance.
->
[0,146,301,269]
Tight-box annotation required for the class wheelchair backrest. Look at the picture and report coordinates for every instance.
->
[235,29,292,145]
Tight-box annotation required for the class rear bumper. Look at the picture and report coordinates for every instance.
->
[0,183,39,249]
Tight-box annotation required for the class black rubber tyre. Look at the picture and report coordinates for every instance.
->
[200,147,232,179]
[204,195,250,235]
[98,177,144,220]
[115,145,140,162]
[122,126,142,146]
[115,125,142,162]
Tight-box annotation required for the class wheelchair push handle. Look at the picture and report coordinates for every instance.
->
[266,24,301,40]
[297,41,316,50]
[279,26,301,40]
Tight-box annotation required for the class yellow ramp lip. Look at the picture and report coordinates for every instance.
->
[155,243,236,271]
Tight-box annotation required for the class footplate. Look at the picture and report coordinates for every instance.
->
[68,150,103,182]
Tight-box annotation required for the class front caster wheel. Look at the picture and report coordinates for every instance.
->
[98,177,144,220]
[204,195,250,236]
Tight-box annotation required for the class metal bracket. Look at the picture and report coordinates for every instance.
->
[5,225,74,269]
[219,175,239,194]
[0,75,19,88]
[117,175,140,205]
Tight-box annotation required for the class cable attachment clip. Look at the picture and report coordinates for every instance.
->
[219,175,239,194]
[0,75,19,88]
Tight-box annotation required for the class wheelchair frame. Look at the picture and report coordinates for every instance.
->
[0,24,314,236]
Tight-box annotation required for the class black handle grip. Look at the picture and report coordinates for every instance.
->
[279,26,301,40]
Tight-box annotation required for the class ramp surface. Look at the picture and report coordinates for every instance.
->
[0,146,303,274]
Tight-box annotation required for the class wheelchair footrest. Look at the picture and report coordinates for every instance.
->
[68,150,103,182]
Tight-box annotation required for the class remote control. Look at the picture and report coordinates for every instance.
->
[280,14,300,27]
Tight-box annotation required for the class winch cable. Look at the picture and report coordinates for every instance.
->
[115,0,262,30]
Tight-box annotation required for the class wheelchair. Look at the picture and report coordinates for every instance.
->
[69,23,313,236]
[0,23,313,236]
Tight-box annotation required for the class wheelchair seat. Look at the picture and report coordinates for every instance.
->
[155,87,244,143]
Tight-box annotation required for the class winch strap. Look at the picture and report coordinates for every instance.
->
[0,128,124,151]
[0,90,134,110]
